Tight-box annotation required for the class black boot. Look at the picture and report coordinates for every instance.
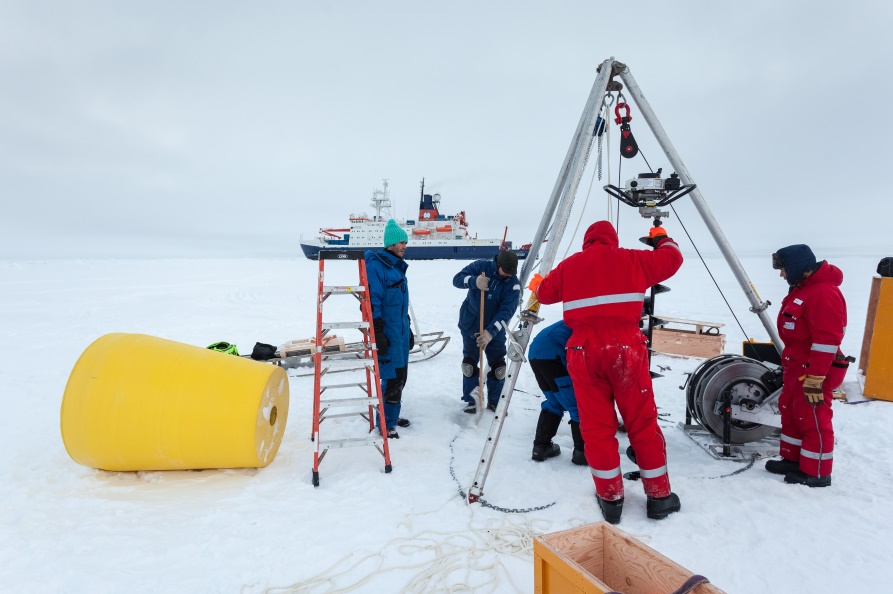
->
[646,492,681,520]
[784,470,831,488]
[597,496,624,524]
[765,458,799,475]
[532,443,560,461]
[532,410,563,462]
[570,420,587,466]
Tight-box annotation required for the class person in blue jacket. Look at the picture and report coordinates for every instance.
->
[528,320,586,465]
[452,250,521,413]
[365,219,412,438]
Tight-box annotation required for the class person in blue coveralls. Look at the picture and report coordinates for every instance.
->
[365,219,413,438]
[452,250,521,413]
[528,319,586,465]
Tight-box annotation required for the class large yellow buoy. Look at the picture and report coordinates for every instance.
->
[60,333,289,471]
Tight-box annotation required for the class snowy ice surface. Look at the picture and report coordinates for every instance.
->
[1,254,891,593]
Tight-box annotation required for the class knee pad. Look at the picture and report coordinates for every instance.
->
[488,359,507,380]
[462,357,478,378]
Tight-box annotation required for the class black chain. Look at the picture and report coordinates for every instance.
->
[449,433,556,514]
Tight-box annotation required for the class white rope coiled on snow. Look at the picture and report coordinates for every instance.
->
[263,514,556,594]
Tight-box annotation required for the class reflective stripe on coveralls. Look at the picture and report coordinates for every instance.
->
[780,433,802,447]
[563,292,646,312]
[811,343,839,353]
[590,466,621,480]
[639,464,669,479]
[801,448,833,460]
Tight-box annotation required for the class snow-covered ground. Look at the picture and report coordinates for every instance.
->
[1,253,890,593]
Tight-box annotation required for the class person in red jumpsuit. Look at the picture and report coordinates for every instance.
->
[531,220,683,524]
[764,244,848,488]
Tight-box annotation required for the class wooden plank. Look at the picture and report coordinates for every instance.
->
[534,554,544,594]
[539,523,606,587]
[602,525,724,594]
[277,335,345,358]
[864,278,893,401]
[534,522,726,594]
[652,327,726,358]
[859,276,882,374]
[657,316,725,330]
[534,538,607,594]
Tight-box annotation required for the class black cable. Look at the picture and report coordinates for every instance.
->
[511,387,538,397]
[639,150,654,175]
[669,204,751,342]
[695,453,759,479]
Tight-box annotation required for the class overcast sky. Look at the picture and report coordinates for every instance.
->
[2,0,891,260]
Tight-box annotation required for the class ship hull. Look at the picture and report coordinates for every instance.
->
[300,242,529,261]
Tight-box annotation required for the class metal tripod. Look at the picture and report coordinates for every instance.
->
[466,57,783,503]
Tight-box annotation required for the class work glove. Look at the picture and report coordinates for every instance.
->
[373,318,390,357]
[801,374,826,405]
[527,273,545,294]
[640,226,669,248]
[475,274,490,291]
[475,330,492,349]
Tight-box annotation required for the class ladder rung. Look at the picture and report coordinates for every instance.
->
[320,396,378,407]
[320,359,375,373]
[342,343,373,352]
[322,285,366,294]
[320,351,373,361]
[320,411,371,420]
[320,363,374,373]
[320,383,367,392]
[320,436,385,449]
[322,322,370,330]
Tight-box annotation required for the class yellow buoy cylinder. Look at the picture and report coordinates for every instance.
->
[61,333,289,471]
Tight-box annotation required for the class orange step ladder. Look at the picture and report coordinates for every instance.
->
[311,250,392,487]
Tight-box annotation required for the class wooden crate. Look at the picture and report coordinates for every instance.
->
[861,277,893,401]
[651,317,725,359]
[534,521,724,594]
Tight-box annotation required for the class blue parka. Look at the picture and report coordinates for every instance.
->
[452,257,521,338]
[365,249,410,380]
[528,319,578,421]
[528,319,573,364]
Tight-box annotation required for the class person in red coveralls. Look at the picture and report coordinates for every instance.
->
[764,244,848,488]
[529,221,683,524]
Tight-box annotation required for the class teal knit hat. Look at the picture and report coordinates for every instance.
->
[383,219,409,247]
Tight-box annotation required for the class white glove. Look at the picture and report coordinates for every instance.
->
[475,275,489,291]
[475,330,492,348]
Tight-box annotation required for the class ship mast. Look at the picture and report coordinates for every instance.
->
[370,179,393,222]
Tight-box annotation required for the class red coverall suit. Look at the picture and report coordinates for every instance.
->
[536,221,683,501]
[777,262,847,478]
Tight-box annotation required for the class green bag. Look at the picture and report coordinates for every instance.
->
[207,341,240,356]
